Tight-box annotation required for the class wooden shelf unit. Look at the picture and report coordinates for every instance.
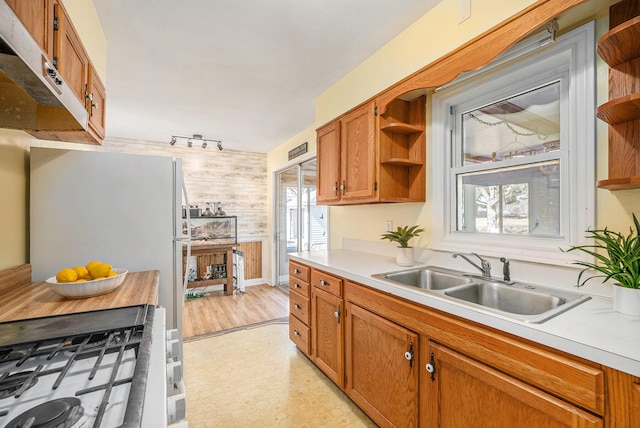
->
[183,244,234,295]
[377,94,426,202]
[596,0,640,190]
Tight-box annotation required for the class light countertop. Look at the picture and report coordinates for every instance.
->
[289,249,640,377]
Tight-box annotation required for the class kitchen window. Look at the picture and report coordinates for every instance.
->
[431,22,595,265]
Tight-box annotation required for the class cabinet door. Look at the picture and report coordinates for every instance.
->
[53,1,88,104]
[341,101,376,202]
[86,64,106,140]
[311,286,344,387]
[317,120,342,204]
[345,302,418,428]
[425,341,602,428]
[6,0,54,60]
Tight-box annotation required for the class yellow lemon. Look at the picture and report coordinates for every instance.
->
[88,263,111,279]
[86,260,102,271]
[75,279,87,282]
[56,268,78,283]
[93,276,106,281]
[72,266,89,279]
[107,270,118,278]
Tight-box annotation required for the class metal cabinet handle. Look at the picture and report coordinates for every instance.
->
[294,330,300,337]
[340,180,346,196]
[294,283,301,289]
[334,305,341,323]
[426,352,436,380]
[293,268,300,274]
[333,181,338,195]
[294,303,301,310]
[319,280,328,286]
[405,341,414,368]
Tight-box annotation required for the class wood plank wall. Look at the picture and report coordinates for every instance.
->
[235,241,262,280]
[103,138,268,238]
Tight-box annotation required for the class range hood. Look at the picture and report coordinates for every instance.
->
[0,0,88,135]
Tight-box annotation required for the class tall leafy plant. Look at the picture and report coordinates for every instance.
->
[381,225,425,248]
[562,214,640,289]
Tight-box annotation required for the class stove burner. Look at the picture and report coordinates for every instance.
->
[0,371,38,399]
[5,397,83,428]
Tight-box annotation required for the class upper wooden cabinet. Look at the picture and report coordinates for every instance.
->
[5,0,54,59]
[317,101,377,205]
[595,0,640,190]
[316,96,425,206]
[5,0,106,144]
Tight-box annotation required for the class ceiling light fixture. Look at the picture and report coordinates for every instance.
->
[169,134,222,149]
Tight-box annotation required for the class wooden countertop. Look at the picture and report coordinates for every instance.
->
[0,265,159,323]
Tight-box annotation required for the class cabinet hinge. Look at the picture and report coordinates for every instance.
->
[53,16,59,31]
[374,106,378,116]
[53,56,58,69]
[374,182,377,191]
[449,105,454,116]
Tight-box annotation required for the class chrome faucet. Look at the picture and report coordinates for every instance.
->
[452,252,491,278]
[499,257,511,282]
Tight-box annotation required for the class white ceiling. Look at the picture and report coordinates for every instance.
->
[92,0,441,153]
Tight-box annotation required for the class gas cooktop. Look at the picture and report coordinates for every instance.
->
[0,305,154,427]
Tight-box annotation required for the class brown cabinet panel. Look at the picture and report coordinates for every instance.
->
[289,261,310,282]
[87,64,106,140]
[345,301,418,428]
[311,269,343,297]
[340,101,377,202]
[425,341,602,428]
[289,278,310,299]
[289,315,310,356]
[317,121,342,204]
[53,1,88,104]
[289,290,310,325]
[312,286,344,387]
[6,0,53,59]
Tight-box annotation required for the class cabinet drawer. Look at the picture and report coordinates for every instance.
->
[311,269,343,297]
[289,315,310,355]
[289,278,310,299]
[289,262,310,282]
[290,291,310,325]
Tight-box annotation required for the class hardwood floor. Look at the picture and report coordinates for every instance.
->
[183,284,289,340]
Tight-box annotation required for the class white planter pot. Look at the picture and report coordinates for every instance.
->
[613,284,640,316]
[396,247,415,267]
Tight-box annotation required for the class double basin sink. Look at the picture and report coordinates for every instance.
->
[372,266,590,323]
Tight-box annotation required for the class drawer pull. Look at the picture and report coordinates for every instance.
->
[294,283,301,289]
[294,330,301,337]
[293,268,301,274]
[294,303,302,310]
[320,280,328,286]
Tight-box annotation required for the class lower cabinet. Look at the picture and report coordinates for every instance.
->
[287,261,638,427]
[425,341,602,427]
[311,286,344,387]
[345,301,419,428]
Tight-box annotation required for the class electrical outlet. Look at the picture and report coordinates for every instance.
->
[459,0,471,23]
[386,220,393,232]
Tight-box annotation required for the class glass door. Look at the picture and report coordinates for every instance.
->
[275,158,327,286]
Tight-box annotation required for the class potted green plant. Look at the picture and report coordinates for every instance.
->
[381,225,425,266]
[562,214,640,316]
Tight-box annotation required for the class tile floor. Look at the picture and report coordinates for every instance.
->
[183,322,377,427]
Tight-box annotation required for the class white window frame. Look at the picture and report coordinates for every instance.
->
[431,22,595,266]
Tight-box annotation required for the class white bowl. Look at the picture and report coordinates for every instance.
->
[46,268,128,299]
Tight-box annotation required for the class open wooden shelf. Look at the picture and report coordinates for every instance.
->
[380,158,424,167]
[380,122,423,134]
[596,92,640,125]
[596,16,640,67]
[596,176,640,190]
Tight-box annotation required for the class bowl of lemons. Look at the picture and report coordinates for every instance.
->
[46,261,128,299]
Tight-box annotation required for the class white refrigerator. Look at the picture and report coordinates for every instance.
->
[29,147,191,360]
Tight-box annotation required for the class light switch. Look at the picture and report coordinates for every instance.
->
[386,220,393,232]
[459,0,471,23]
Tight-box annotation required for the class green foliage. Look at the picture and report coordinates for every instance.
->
[562,214,640,289]
[381,225,425,248]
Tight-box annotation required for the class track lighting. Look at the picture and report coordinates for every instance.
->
[169,134,222,149]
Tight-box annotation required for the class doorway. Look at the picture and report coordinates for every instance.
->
[275,158,327,287]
